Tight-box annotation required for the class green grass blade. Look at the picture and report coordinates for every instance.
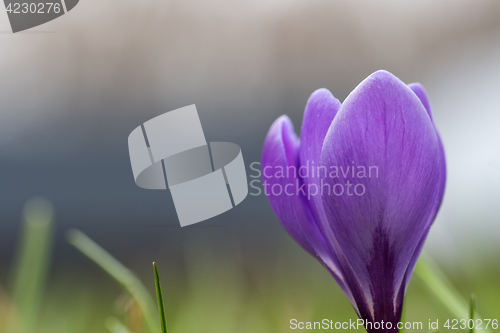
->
[8,198,54,333]
[470,294,477,333]
[153,262,168,333]
[66,229,159,333]
[414,254,491,333]
[414,254,468,318]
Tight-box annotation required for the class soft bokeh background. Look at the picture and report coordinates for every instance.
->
[1,0,500,332]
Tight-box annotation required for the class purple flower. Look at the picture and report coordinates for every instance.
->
[262,70,445,331]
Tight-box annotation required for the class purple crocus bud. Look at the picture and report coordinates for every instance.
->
[262,70,446,331]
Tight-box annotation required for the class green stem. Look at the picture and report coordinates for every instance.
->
[153,262,168,333]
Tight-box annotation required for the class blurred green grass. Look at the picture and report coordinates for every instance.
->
[0,200,499,333]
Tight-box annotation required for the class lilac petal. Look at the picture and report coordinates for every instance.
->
[320,70,442,324]
[297,89,359,310]
[299,88,341,236]
[397,83,447,298]
[300,88,341,167]
[262,114,358,313]
[401,227,430,294]
[262,115,315,256]
[408,83,432,120]
[408,82,447,216]
[433,139,446,217]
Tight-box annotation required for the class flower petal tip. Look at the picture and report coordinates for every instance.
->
[408,82,432,119]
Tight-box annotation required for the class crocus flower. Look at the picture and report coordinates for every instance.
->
[262,70,445,331]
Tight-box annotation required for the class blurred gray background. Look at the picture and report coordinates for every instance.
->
[1,0,500,295]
